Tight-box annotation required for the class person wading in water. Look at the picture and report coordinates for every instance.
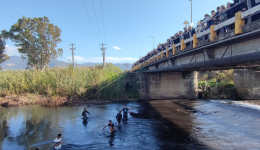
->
[54,134,63,150]
[82,108,90,120]
[116,111,122,126]
[103,120,115,133]
[122,106,131,121]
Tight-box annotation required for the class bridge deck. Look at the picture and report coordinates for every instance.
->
[132,2,260,72]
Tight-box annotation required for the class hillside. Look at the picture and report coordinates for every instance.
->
[0,56,132,71]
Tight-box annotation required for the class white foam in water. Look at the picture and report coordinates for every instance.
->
[210,100,229,104]
[232,101,260,111]
[210,100,260,111]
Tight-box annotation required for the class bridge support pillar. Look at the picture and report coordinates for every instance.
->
[234,69,260,99]
[138,71,198,99]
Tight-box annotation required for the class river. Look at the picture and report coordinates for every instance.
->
[0,99,260,150]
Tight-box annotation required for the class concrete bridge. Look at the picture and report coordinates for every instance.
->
[132,3,260,100]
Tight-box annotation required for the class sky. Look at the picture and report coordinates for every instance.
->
[1,0,231,64]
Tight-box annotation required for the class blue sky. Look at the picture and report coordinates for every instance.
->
[1,0,230,64]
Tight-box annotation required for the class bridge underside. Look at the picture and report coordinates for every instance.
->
[144,51,260,73]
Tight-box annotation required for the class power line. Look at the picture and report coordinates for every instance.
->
[0,5,21,18]
[0,1,23,16]
[100,0,107,43]
[0,10,17,20]
[91,0,103,42]
[82,0,100,44]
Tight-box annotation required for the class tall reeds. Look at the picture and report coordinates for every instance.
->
[0,63,133,99]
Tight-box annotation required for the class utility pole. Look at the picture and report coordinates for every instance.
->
[70,43,76,68]
[189,0,193,25]
[124,63,129,70]
[100,43,106,69]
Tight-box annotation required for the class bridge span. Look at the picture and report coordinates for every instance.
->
[132,3,260,100]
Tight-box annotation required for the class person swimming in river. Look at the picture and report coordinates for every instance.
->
[122,106,131,121]
[103,120,115,133]
[116,111,122,126]
[82,108,90,120]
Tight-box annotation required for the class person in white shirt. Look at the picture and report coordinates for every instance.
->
[54,134,63,150]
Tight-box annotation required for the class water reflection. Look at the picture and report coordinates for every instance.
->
[0,101,207,150]
[1,100,260,149]
[108,133,115,146]
[82,119,88,127]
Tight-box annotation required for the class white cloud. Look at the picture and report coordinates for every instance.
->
[5,45,20,56]
[113,46,122,50]
[66,56,137,63]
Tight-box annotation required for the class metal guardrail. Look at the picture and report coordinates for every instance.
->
[242,3,260,18]
[214,17,235,31]
[131,0,260,72]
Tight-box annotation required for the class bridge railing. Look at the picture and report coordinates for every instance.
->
[131,0,260,72]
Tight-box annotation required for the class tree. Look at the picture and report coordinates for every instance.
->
[0,35,10,69]
[1,16,63,70]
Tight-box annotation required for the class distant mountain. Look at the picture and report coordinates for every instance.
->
[0,56,132,71]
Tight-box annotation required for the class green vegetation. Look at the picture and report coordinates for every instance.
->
[198,70,236,99]
[198,80,234,89]
[0,63,138,100]
[0,35,9,69]
[1,16,63,70]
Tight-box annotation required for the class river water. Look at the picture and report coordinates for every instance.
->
[0,99,260,150]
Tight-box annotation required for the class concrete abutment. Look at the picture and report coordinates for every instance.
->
[138,71,198,99]
[234,69,260,100]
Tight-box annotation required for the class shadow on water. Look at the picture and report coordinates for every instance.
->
[130,100,210,150]
[0,100,215,150]
[1,99,260,149]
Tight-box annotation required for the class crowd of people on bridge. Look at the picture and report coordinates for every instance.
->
[132,0,260,69]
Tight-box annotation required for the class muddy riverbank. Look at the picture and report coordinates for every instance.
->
[0,94,124,108]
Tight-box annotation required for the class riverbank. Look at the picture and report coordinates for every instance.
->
[0,94,121,108]
[0,64,139,107]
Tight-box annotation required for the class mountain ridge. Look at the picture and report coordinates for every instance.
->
[0,56,132,70]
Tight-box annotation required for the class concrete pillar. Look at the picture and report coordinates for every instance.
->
[234,69,260,99]
[138,71,198,99]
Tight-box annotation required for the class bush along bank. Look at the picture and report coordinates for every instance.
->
[0,64,139,107]
[198,70,236,99]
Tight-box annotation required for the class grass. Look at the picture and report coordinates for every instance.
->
[198,70,235,99]
[198,80,234,89]
[0,63,138,100]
